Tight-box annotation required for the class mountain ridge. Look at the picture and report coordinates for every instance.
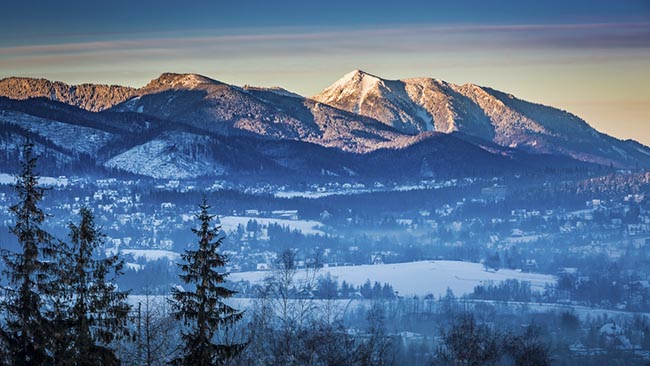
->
[312,70,650,168]
[1,71,648,169]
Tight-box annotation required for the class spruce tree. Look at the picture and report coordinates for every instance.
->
[0,142,60,366]
[170,198,245,366]
[59,207,130,366]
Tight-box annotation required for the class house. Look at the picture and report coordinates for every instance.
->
[256,263,270,271]
[320,210,332,220]
[631,280,650,293]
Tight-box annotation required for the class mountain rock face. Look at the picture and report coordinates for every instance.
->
[313,70,650,167]
[0,71,649,172]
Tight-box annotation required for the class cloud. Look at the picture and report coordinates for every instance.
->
[1,22,648,59]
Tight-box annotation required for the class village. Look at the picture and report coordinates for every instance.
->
[1,173,649,313]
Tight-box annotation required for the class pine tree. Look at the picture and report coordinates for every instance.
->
[57,207,130,366]
[0,142,60,366]
[170,198,245,366]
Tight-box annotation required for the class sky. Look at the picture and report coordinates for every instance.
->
[1,0,649,144]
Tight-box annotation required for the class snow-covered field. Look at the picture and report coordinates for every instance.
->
[0,173,69,186]
[219,216,325,235]
[0,173,15,185]
[120,249,180,262]
[274,191,344,199]
[230,260,556,298]
[125,296,650,326]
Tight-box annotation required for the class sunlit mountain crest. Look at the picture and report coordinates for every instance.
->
[1,71,649,170]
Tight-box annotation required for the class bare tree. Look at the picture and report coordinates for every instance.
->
[435,312,503,366]
[118,290,179,366]
[504,324,551,366]
[356,302,395,366]
[240,249,359,366]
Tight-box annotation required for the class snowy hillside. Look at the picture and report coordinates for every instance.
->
[104,132,226,179]
[0,110,114,155]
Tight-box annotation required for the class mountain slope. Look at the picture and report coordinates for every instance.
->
[0,74,413,153]
[0,97,590,180]
[109,73,415,153]
[313,70,650,168]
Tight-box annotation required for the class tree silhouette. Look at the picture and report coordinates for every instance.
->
[56,207,130,366]
[170,198,245,366]
[0,141,61,366]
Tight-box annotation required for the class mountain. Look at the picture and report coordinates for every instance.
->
[313,70,650,168]
[0,71,647,176]
[110,73,420,153]
[0,96,589,180]
[0,74,415,153]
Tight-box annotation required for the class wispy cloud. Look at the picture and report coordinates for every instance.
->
[1,22,648,59]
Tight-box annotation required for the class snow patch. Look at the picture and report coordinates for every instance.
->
[220,216,325,235]
[231,260,556,298]
[0,173,68,186]
[414,107,435,131]
[104,133,225,179]
[121,249,180,262]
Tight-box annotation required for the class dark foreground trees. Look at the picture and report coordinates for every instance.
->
[435,312,551,366]
[505,324,551,366]
[0,142,61,366]
[56,207,130,365]
[0,143,130,366]
[170,198,246,366]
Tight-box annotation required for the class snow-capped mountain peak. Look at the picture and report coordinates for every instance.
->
[312,70,650,167]
[313,71,450,134]
[317,69,384,113]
